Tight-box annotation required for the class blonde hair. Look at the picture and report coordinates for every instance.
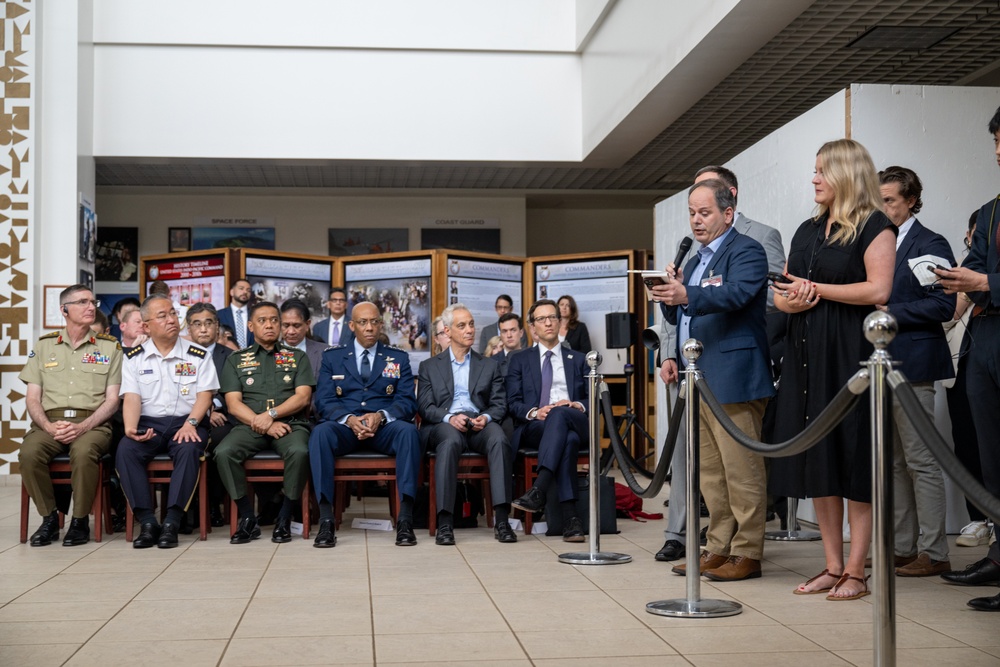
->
[484,335,503,357]
[815,139,883,245]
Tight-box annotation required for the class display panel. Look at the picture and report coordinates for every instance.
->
[144,255,228,310]
[244,255,332,323]
[445,257,522,351]
[345,258,432,368]
[534,257,630,374]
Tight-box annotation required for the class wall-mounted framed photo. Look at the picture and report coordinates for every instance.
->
[43,285,70,329]
[169,227,191,252]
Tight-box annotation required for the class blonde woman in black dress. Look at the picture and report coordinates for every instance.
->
[770,139,896,601]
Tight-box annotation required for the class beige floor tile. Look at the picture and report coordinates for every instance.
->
[0,600,124,622]
[980,645,1000,658]
[381,662,530,667]
[0,619,103,645]
[66,639,228,666]
[61,551,178,574]
[688,650,851,666]
[0,642,81,666]
[517,627,675,660]
[235,594,372,637]
[790,621,964,650]
[835,647,1000,667]
[369,565,483,596]
[136,567,263,600]
[15,571,154,603]
[92,598,248,641]
[492,590,644,632]
[918,615,1000,646]
[748,596,876,625]
[255,567,371,597]
[376,630,525,662]
[372,592,507,634]
[470,560,594,593]
[533,658,690,666]
[654,624,823,654]
[220,635,374,665]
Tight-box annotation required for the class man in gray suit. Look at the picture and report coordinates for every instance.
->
[280,299,328,383]
[418,303,516,546]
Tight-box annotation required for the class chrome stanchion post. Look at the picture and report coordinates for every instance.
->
[765,497,821,541]
[864,311,897,667]
[559,351,632,566]
[647,339,742,618]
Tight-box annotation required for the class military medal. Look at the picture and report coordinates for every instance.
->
[386,385,394,395]
[283,374,291,383]
[246,377,255,385]
[180,386,190,396]
[336,386,342,396]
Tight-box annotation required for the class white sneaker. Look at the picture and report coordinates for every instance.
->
[956,520,991,547]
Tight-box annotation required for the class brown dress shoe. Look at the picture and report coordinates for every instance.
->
[671,550,728,575]
[703,556,762,581]
[864,553,917,568]
[896,552,951,577]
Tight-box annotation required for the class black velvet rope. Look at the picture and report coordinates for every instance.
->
[889,371,1000,524]
[694,369,868,457]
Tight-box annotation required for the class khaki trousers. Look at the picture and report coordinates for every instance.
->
[19,420,111,518]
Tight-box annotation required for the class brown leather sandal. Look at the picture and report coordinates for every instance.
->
[793,568,843,595]
[826,572,871,601]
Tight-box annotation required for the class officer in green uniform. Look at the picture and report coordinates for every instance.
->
[19,285,123,546]
[215,301,315,544]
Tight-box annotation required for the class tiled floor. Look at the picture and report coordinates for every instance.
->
[1,477,998,666]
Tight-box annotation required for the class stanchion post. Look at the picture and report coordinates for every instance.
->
[558,351,631,566]
[865,311,898,667]
[647,339,742,618]
[764,497,821,541]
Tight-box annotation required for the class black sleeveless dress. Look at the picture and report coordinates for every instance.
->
[768,210,895,502]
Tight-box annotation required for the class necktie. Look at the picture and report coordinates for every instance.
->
[361,349,371,383]
[539,350,553,407]
[332,320,341,344]
[235,308,246,348]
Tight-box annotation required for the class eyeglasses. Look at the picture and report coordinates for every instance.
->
[145,310,179,323]
[328,297,347,303]
[188,319,218,329]
[532,315,560,324]
[64,298,100,308]
[434,330,448,337]
[352,318,382,328]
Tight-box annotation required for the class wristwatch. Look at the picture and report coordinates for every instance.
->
[267,408,278,419]
[186,418,198,427]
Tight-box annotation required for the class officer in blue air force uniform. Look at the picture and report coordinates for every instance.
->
[307,301,421,548]
[117,296,218,549]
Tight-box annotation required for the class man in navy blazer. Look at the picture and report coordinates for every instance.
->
[509,299,590,542]
[651,178,773,582]
[217,279,254,348]
[877,167,956,577]
[307,301,422,548]
[417,303,515,546]
[312,287,354,347]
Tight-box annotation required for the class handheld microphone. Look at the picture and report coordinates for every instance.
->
[671,237,693,273]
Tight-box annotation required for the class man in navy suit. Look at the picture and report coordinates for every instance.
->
[279,299,329,383]
[876,166,956,577]
[509,299,590,542]
[312,287,354,347]
[217,279,254,349]
[418,303,516,546]
[935,106,1000,611]
[650,178,773,582]
[307,301,421,548]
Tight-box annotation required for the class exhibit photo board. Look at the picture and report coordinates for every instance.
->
[139,249,232,312]
[237,249,335,324]
[436,251,525,353]
[341,251,434,369]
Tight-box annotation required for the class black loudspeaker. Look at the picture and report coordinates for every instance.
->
[605,312,637,349]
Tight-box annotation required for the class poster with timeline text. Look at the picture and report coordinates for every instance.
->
[345,258,432,369]
[446,257,522,351]
[145,255,228,311]
[534,257,630,374]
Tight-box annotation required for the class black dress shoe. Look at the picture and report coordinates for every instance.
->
[395,520,417,546]
[30,512,60,547]
[313,519,336,548]
[940,557,1000,586]
[968,592,1000,611]
[157,521,180,548]
[133,521,161,549]
[62,517,90,546]
[494,520,517,543]
[272,516,292,543]
[230,516,261,544]
[655,539,685,562]
[700,525,708,546]
[511,487,547,513]
[435,524,456,546]
[563,516,585,542]
[209,506,226,528]
[177,515,194,535]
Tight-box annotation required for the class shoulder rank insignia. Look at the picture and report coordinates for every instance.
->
[186,345,207,359]
[39,331,59,340]
[96,333,119,342]
[125,345,144,359]
[383,344,405,352]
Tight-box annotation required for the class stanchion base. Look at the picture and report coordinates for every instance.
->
[558,551,632,565]
[646,598,742,618]
[765,529,822,541]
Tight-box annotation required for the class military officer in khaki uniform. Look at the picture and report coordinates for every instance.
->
[215,301,315,545]
[19,285,123,546]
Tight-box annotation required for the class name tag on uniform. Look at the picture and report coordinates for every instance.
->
[701,275,723,288]
[139,369,155,375]
[175,362,196,376]
[44,362,59,368]
[331,375,345,380]
[382,362,400,379]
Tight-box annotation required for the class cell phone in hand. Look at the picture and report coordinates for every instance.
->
[767,271,787,285]
[643,276,667,287]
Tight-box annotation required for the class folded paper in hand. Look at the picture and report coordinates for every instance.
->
[908,254,952,287]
